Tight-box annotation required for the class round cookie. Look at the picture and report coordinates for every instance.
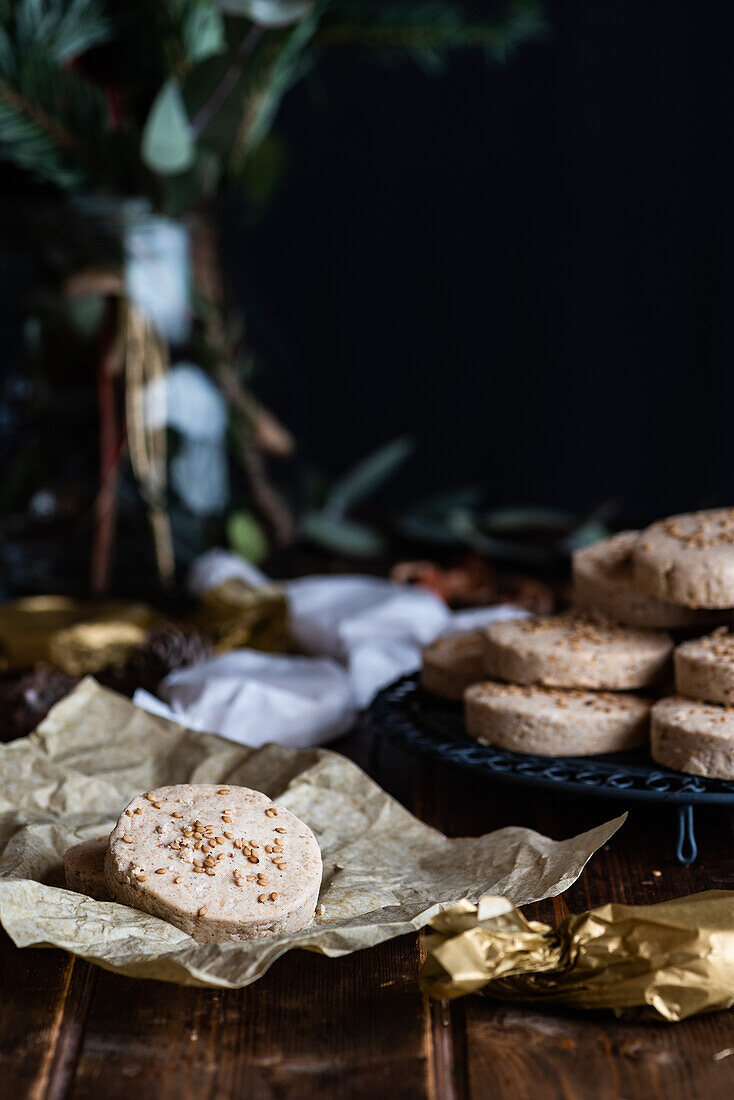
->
[482,612,672,690]
[651,696,734,779]
[572,531,721,629]
[675,629,734,705]
[421,629,484,700]
[634,508,734,609]
[105,784,322,942]
[63,838,110,901]
[464,681,650,756]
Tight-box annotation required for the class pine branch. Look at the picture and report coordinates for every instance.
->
[0,75,85,186]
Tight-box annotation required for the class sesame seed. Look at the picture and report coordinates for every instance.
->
[249,842,259,849]
[258,894,267,903]
[215,836,224,845]
[122,835,132,843]
[155,868,166,875]
[218,788,230,795]
[246,875,256,881]
[265,808,276,817]
[174,876,183,884]
[172,811,183,818]
[134,807,143,815]
[146,793,156,802]
[275,828,286,834]
[248,856,259,864]
[265,845,273,853]
[193,832,203,839]
[125,810,133,817]
[198,905,207,916]
[152,801,162,809]
[205,868,215,876]
[222,816,232,823]
[235,879,244,886]
[224,832,234,840]
[269,893,278,901]
[136,873,148,881]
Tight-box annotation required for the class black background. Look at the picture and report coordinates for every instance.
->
[232,0,734,527]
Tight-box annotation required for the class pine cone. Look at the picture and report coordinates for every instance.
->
[0,665,80,741]
[100,625,211,696]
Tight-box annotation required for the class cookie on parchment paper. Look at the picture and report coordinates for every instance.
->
[105,784,322,943]
[482,612,672,691]
[63,837,110,901]
[464,681,650,757]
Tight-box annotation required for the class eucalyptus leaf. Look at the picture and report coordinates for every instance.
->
[484,506,577,533]
[301,513,384,557]
[218,0,313,27]
[184,2,226,62]
[450,510,556,567]
[141,78,194,175]
[324,437,414,518]
[227,510,268,562]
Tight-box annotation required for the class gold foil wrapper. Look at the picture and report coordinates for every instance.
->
[186,578,290,654]
[0,597,155,673]
[421,891,734,1021]
[0,581,289,675]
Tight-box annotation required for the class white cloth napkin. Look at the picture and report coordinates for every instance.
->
[134,553,529,747]
[134,650,355,749]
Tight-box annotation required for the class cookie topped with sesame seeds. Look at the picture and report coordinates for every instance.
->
[464,681,650,756]
[634,508,734,609]
[64,837,110,901]
[421,629,485,700]
[104,784,322,942]
[674,629,734,706]
[651,696,734,778]
[481,612,672,691]
[572,531,722,630]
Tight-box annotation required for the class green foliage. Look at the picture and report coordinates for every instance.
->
[0,0,545,208]
[227,509,269,560]
[141,77,195,174]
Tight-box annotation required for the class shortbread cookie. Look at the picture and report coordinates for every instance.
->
[105,784,322,942]
[421,629,484,700]
[482,613,672,690]
[63,838,110,901]
[572,531,719,629]
[651,696,734,778]
[465,681,650,756]
[634,508,734,608]
[674,629,734,705]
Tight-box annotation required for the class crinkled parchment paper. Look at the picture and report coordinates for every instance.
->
[0,679,625,988]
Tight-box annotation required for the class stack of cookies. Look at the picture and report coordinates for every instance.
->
[421,507,734,775]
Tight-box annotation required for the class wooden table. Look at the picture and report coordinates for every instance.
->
[3,720,734,1099]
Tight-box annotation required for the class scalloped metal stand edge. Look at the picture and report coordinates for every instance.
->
[366,674,734,865]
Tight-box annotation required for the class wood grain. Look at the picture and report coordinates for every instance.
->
[3,723,734,1098]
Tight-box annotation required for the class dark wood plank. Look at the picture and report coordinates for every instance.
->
[0,931,98,1100]
[69,936,432,1100]
[426,755,734,1100]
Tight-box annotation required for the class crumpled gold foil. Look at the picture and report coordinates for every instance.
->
[186,577,290,654]
[0,679,624,988]
[421,891,734,1021]
[0,596,156,672]
[0,581,289,675]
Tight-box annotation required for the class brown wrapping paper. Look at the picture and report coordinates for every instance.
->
[0,679,623,987]
[421,892,734,1021]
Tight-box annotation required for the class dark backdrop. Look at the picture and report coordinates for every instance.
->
[232,0,734,527]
